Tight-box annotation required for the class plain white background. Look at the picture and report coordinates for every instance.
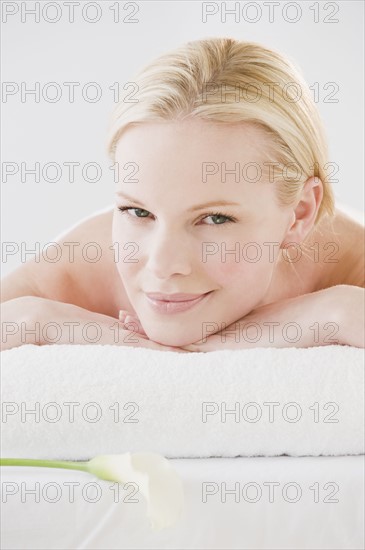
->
[1,0,364,276]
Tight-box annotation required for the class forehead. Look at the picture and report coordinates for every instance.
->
[114,120,279,213]
[115,119,273,165]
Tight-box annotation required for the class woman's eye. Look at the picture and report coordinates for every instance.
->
[118,206,235,225]
[118,207,151,218]
[201,213,235,225]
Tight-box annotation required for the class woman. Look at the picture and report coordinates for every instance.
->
[1,38,364,351]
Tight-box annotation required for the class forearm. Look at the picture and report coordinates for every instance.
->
[1,296,187,353]
[183,285,361,352]
[231,287,343,349]
[0,295,116,351]
[1,297,42,351]
[235,285,363,349]
[340,285,365,348]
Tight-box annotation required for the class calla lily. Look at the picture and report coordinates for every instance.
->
[0,452,184,531]
[88,452,184,530]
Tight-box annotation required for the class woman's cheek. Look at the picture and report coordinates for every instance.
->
[112,222,142,275]
[208,251,274,313]
[204,249,262,286]
[116,256,139,290]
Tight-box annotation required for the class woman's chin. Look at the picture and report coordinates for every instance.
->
[145,329,198,348]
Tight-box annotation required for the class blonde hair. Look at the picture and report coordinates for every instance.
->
[106,37,336,232]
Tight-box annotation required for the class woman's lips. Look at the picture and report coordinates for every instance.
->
[145,291,213,314]
[146,292,210,302]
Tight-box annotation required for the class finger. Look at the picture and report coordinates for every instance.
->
[160,346,190,353]
[124,317,148,336]
[180,344,203,352]
[119,310,145,331]
[170,346,192,353]
[118,310,128,323]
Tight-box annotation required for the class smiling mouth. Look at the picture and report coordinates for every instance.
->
[145,291,213,314]
[145,291,212,302]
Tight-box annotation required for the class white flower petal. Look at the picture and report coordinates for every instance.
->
[87,452,184,530]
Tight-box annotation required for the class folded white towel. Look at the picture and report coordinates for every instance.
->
[1,344,364,460]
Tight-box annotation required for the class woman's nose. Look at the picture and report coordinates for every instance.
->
[145,231,192,278]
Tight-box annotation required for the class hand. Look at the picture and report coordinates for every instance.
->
[179,285,351,352]
[119,310,148,337]
[118,309,191,353]
[2,296,185,352]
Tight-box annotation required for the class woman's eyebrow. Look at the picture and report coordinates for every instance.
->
[115,191,243,211]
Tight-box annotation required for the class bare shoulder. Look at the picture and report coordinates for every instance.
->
[55,205,129,317]
[318,206,364,288]
[2,205,128,317]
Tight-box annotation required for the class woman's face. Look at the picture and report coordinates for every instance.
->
[112,119,294,346]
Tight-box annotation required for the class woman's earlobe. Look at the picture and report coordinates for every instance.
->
[279,212,297,249]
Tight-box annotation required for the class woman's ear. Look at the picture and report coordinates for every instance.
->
[280,176,324,248]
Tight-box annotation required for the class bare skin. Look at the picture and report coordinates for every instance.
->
[1,120,364,350]
[17,202,361,319]
[1,200,364,352]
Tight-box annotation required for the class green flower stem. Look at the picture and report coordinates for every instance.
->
[0,458,89,472]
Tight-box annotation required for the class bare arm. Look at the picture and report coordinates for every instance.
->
[180,284,364,351]
[1,209,120,316]
[341,285,365,348]
[1,296,186,352]
[1,297,41,350]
